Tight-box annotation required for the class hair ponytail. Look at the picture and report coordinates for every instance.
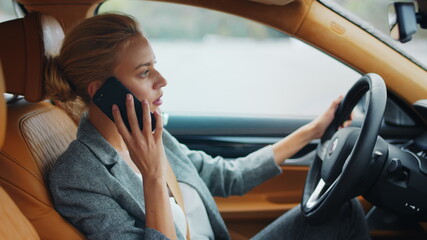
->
[44,13,141,118]
[45,56,77,102]
[45,56,86,118]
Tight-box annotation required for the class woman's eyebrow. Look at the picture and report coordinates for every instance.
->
[134,59,157,70]
[134,62,152,70]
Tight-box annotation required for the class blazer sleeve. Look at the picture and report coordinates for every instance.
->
[164,131,282,197]
[49,157,171,240]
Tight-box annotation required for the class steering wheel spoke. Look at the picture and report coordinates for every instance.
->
[306,178,326,208]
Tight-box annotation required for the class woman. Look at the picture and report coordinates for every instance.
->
[47,13,369,240]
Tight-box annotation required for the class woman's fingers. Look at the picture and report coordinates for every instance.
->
[341,112,354,128]
[153,110,163,139]
[342,120,351,128]
[126,94,142,134]
[331,95,343,111]
[112,104,131,142]
[142,99,153,136]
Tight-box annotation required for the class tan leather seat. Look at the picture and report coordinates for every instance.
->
[0,13,84,239]
[0,186,41,240]
[0,61,40,240]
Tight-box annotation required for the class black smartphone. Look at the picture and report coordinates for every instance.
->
[93,77,156,132]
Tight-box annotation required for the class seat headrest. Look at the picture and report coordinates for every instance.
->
[0,12,64,102]
[0,61,5,149]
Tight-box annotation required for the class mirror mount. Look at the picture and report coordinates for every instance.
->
[389,1,427,43]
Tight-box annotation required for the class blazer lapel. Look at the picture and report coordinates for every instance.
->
[77,115,146,221]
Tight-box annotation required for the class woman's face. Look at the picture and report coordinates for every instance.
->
[113,35,167,112]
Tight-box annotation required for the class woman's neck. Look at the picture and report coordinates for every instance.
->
[87,103,127,152]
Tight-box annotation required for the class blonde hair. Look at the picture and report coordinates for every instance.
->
[45,13,142,117]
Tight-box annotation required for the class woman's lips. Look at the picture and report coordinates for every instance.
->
[153,96,163,106]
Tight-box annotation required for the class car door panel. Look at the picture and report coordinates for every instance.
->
[165,114,427,238]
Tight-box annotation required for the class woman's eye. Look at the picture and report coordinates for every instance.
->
[140,70,150,78]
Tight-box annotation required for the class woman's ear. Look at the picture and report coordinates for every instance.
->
[87,81,103,98]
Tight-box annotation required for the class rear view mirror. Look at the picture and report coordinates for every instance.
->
[388,2,418,43]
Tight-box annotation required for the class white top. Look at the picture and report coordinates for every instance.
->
[170,183,215,239]
[178,182,214,239]
[169,197,187,235]
[137,174,214,239]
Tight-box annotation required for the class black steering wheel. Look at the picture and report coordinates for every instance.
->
[301,73,387,224]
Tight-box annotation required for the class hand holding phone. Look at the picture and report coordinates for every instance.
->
[93,77,156,132]
[110,81,167,180]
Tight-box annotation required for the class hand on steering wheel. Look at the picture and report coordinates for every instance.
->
[301,74,387,224]
[309,96,354,140]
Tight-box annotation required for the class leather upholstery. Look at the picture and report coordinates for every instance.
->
[0,12,63,102]
[0,12,84,239]
[20,105,77,180]
[0,101,84,240]
[0,187,40,240]
[0,58,39,240]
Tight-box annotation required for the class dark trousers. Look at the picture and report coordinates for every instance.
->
[251,199,370,240]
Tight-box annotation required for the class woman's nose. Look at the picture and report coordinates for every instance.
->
[154,72,167,89]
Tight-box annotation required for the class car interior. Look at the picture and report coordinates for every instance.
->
[0,0,426,240]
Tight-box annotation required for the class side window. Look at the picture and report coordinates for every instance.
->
[0,1,18,23]
[99,1,361,118]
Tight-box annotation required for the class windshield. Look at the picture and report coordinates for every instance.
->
[322,0,427,67]
[98,0,362,118]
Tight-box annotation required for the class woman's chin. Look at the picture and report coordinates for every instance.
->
[150,105,159,113]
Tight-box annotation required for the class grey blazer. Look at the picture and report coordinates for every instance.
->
[49,115,282,240]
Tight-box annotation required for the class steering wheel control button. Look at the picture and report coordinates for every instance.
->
[387,158,409,180]
[362,148,387,188]
[387,158,402,173]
